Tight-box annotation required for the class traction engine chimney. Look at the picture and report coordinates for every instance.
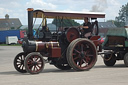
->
[27,8,34,40]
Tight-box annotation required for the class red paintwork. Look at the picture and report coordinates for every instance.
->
[36,41,61,57]
[20,31,25,38]
[90,36,100,40]
[66,28,80,42]
[100,38,104,44]
[36,41,59,51]
[90,36,101,47]
[49,47,61,57]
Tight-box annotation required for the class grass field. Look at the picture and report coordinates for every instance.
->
[0,44,21,46]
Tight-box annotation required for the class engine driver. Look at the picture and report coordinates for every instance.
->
[80,17,92,38]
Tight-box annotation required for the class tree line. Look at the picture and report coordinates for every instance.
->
[106,3,128,27]
[52,19,80,27]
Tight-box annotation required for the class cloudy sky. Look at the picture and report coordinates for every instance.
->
[0,0,128,25]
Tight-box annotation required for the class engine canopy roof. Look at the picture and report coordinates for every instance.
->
[28,8,105,19]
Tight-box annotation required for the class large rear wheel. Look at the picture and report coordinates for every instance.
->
[66,38,97,71]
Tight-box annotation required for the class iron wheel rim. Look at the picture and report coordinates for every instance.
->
[25,53,44,74]
[72,41,96,69]
[14,52,27,73]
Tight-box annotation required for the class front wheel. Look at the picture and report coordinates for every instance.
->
[24,52,45,74]
[14,52,27,73]
[66,38,97,71]
[104,53,116,66]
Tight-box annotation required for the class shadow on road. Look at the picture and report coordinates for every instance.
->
[0,71,22,75]
[0,64,127,75]
[42,68,76,73]
[0,68,76,75]
[94,64,127,68]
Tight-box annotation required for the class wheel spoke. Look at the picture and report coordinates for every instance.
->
[19,56,21,60]
[21,65,24,70]
[81,44,84,51]
[17,63,21,66]
[29,64,33,69]
[73,53,77,55]
[18,64,21,68]
[35,56,39,61]
[22,56,25,60]
[29,59,32,62]
[20,65,23,69]
[37,61,42,64]
[80,59,83,67]
[83,59,88,66]
[73,56,79,60]
[33,66,36,72]
[86,54,93,56]
[37,58,41,62]
[17,59,20,61]
[37,64,41,68]
[30,56,34,61]
[21,56,23,60]
[17,60,21,63]
[35,66,39,71]
[30,65,34,70]
[74,49,80,54]
[86,58,91,63]
[76,61,79,66]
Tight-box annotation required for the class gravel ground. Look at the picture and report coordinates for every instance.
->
[0,46,128,85]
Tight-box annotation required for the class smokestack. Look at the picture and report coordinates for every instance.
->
[90,0,107,12]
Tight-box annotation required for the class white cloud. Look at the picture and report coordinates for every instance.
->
[105,0,121,20]
[9,2,21,8]
[26,0,56,10]
[44,0,93,11]
[82,9,90,12]
[0,1,21,8]
[0,8,13,18]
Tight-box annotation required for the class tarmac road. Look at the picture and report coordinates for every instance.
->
[0,46,128,85]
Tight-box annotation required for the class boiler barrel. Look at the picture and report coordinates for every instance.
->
[36,41,59,51]
[22,40,59,53]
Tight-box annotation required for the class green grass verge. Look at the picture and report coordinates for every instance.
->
[0,44,22,46]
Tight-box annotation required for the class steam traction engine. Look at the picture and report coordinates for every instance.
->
[14,8,105,74]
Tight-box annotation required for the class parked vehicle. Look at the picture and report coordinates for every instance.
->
[6,36,18,44]
[14,8,105,74]
[102,28,128,67]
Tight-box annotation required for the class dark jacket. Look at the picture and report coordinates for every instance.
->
[83,22,92,34]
